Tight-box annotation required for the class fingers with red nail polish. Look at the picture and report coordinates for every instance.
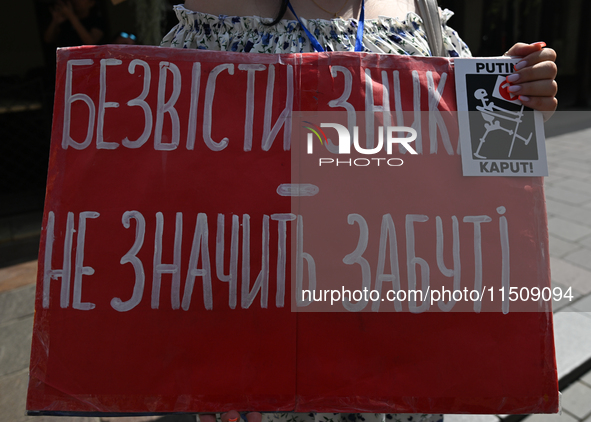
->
[506,73,520,83]
[503,41,558,121]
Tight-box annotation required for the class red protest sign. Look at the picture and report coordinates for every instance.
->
[27,45,558,416]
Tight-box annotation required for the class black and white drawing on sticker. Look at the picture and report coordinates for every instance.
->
[454,58,548,177]
[466,74,537,161]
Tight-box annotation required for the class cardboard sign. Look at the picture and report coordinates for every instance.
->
[27,46,558,416]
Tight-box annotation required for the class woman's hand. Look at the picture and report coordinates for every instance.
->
[200,410,262,422]
[504,42,558,121]
[45,2,68,43]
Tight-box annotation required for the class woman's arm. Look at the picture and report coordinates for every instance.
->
[44,5,67,44]
[504,42,558,121]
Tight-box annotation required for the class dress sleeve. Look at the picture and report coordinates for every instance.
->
[440,8,472,58]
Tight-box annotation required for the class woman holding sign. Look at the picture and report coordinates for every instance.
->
[160,1,558,421]
[162,0,558,119]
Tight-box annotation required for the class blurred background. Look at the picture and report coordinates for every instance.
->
[0,0,178,267]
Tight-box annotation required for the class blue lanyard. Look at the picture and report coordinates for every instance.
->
[287,0,366,53]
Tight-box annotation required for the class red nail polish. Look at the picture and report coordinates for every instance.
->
[507,73,520,83]
[531,42,546,48]
[515,60,527,70]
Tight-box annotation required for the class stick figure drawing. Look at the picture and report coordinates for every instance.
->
[473,87,532,159]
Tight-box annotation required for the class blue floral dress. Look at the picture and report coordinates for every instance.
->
[161,5,471,57]
[161,5,466,422]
